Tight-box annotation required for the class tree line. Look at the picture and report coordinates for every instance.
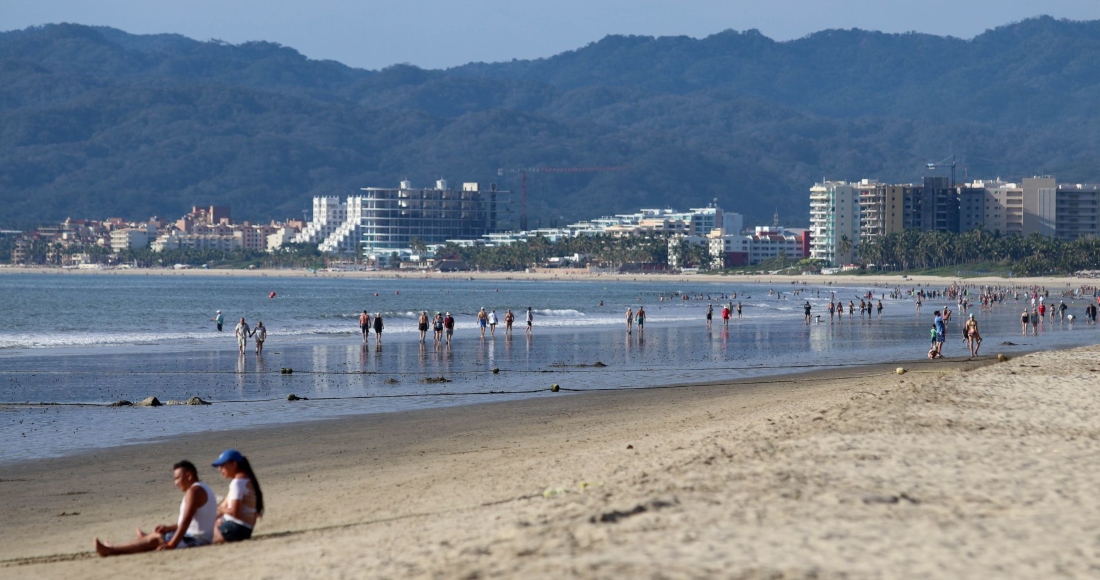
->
[855,228,1100,276]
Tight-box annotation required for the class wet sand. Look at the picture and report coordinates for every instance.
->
[5,346,1098,578]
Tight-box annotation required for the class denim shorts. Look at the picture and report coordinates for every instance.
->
[218,519,253,542]
[164,532,206,548]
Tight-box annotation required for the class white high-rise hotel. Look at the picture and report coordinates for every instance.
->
[809,181,861,266]
[292,180,503,258]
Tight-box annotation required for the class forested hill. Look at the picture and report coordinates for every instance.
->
[1,17,1098,228]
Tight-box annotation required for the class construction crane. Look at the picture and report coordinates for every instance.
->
[926,154,958,187]
[497,166,630,230]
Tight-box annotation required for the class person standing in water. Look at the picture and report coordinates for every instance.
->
[373,312,384,344]
[444,312,455,343]
[803,301,812,324]
[504,309,514,334]
[525,307,533,336]
[933,310,946,358]
[636,306,646,331]
[965,314,982,359]
[488,309,498,336]
[706,304,713,326]
[477,307,489,338]
[418,311,429,342]
[433,312,444,343]
[234,318,250,355]
[212,310,224,332]
[359,310,371,342]
[736,301,743,319]
[626,308,634,334]
[250,322,266,355]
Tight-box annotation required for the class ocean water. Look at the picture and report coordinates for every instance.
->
[2,272,1096,463]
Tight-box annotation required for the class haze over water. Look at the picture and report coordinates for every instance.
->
[2,273,1096,463]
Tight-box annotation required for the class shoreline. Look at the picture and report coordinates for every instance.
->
[0,264,1090,288]
[0,354,988,470]
[6,349,1072,577]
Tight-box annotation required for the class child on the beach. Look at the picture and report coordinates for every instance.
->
[928,325,939,359]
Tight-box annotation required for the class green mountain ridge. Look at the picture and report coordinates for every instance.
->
[0,18,1097,229]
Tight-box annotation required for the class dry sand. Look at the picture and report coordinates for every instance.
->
[5,347,1100,578]
[0,264,1092,289]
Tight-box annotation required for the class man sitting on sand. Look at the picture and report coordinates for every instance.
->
[94,461,216,556]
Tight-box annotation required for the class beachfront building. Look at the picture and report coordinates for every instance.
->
[151,230,242,252]
[566,206,742,238]
[109,228,150,252]
[809,181,860,266]
[358,180,503,261]
[709,226,811,268]
[291,196,348,247]
[820,174,1100,250]
[290,180,505,260]
[1052,183,1100,241]
[859,182,910,239]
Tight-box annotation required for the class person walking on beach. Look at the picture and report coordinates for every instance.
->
[736,301,743,319]
[965,314,982,359]
[636,306,646,331]
[359,310,371,342]
[94,460,216,556]
[212,310,224,332]
[848,301,855,319]
[489,309,498,336]
[1021,309,1030,335]
[250,322,266,355]
[933,311,946,358]
[721,304,729,326]
[234,318,251,355]
[433,312,444,343]
[804,301,812,324]
[1031,307,1040,334]
[626,308,634,334]
[477,307,489,338]
[373,312,384,344]
[211,449,264,544]
[444,312,455,343]
[525,307,533,336]
[504,309,514,334]
[418,311,429,342]
[876,300,883,318]
[828,301,835,321]
[706,304,713,326]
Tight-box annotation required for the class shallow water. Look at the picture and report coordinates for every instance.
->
[2,273,1096,463]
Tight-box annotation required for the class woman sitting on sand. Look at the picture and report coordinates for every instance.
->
[211,449,264,543]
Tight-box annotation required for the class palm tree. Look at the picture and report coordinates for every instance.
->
[837,235,852,264]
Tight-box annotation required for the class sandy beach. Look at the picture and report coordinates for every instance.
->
[1,263,1092,289]
[5,345,1100,578]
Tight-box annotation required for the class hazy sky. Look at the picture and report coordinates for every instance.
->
[4,0,1099,70]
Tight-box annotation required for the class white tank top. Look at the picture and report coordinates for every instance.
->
[180,481,217,544]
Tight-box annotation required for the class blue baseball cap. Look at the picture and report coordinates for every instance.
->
[212,449,244,467]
